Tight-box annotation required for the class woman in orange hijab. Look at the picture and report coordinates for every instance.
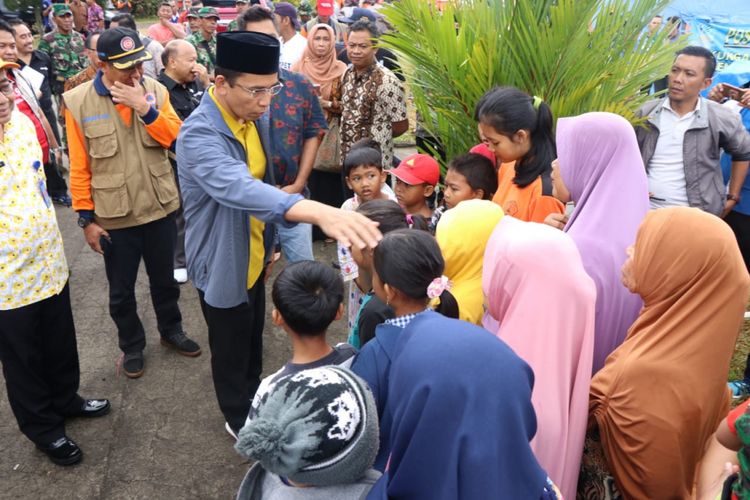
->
[292,23,347,121]
[580,207,750,499]
[292,24,348,239]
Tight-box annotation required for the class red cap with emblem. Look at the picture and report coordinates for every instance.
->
[387,154,440,186]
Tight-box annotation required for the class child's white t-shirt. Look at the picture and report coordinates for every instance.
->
[337,184,397,329]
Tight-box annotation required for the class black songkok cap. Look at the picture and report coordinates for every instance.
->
[216,31,280,75]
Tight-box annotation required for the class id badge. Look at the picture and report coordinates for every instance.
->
[33,160,51,208]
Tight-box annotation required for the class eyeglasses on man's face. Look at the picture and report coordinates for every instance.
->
[234,81,284,98]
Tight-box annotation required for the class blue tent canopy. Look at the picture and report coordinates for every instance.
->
[661,0,750,23]
[642,0,750,76]
[711,60,750,88]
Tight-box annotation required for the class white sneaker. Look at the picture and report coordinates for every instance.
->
[225,422,238,441]
[173,268,188,284]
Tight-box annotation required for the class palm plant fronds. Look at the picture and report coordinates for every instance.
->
[382,0,685,166]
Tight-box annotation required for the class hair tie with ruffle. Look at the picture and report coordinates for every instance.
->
[532,95,543,110]
[427,275,451,299]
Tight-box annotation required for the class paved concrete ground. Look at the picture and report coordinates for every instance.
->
[0,208,348,499]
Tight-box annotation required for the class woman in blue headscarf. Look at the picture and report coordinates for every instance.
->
[366,310,561,500]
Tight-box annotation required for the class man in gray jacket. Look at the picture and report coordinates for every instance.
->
[177,31,379,438]
[635,45,750,217]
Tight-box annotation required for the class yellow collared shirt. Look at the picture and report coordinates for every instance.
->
[209,87,267,289]
[0,111,68,310]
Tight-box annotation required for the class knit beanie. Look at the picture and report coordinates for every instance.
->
[234,366,379,487]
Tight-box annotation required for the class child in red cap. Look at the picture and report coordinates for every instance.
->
[386,153,440,218]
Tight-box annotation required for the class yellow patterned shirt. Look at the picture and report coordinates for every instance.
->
[0,111,68,310]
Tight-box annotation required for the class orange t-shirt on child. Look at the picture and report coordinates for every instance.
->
[492,161,565,223]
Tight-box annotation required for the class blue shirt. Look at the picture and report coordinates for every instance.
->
[722,106,750,216]
[351,320,404,472]
[268,69,327,187]
[42,0,51,29]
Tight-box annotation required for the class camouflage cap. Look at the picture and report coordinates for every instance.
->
[187,7,200,18]
[52,3,73,16]
[298,0,314,16]
[198,6,220,18]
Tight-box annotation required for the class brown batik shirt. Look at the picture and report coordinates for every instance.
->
[340,62,407,168]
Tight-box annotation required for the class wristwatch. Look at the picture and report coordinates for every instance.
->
[77,216,94,229]
[728,193,741,203]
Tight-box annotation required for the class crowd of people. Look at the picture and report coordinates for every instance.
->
[3,0,750,499]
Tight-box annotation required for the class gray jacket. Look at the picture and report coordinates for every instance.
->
[635,97,750,215]
[177,91,303,308]
[236,463,380,500]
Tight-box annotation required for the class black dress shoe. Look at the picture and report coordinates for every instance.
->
[68,399,111,418]
[36,436,83,466]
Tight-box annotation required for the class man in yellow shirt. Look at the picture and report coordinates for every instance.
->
[177,31,381,437]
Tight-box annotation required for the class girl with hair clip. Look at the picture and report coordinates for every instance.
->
[475,86,566,223]
[347,200,428,350]
[351,228,458,472]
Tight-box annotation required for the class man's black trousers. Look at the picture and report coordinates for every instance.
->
[0,283,83,445]
[102,214,183,354]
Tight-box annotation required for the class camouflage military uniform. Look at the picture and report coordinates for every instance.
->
[187,32,216,76]
[227,19,238,31]
[38,31,88,95]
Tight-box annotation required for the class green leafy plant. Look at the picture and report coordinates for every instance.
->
[132,0,163,17]
[381,0,684,164]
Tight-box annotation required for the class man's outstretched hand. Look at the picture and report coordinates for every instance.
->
[285,200,382,250]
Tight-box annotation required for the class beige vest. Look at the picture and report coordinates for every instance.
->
[64,77,179,230]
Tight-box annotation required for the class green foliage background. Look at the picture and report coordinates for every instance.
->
[381,0,685,164]
[131,0,162,17]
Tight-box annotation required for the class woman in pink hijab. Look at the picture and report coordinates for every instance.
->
[483,217,596,500]
[551,112,650,373]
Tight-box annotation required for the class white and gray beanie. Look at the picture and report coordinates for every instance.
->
[234,366,379,487]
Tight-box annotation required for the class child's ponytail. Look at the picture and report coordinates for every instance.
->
[475,86,556,190]
[435,290,459,319]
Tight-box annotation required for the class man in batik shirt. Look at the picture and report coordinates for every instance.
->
[340,19,407,172]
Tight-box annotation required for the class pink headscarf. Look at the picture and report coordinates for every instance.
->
[557,112,650,373]
[482,216,596,500]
